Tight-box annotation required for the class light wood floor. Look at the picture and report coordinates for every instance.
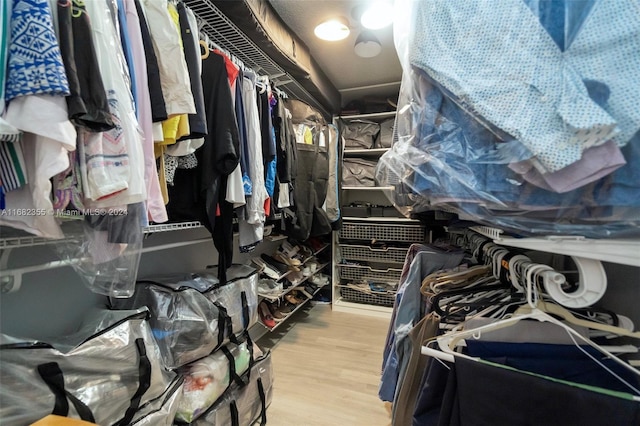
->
[257,304,392,426]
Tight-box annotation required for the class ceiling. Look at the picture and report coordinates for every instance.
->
[268,0,403,109]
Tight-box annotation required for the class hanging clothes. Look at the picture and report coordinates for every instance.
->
[1,0,76,238]
[238,70,268,253]
[379,244,464,402]
[56,0,114,132]
[166,50,240,282]
[83,0,145,208]
[132,0,167,124]
[121,0,168,223]
[165,2,205,156]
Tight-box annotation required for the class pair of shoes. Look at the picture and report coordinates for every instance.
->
[280,242,304,263]
[310,273,330,287]
[277,302,296,314]
[304,283,318,296]
[284,291,306,305]
[286,270,304,285]
[252,257,281,280]
[258,278,283,296]
[260,254,289,274]
[265,301,286,322]
[258,301,276,328]
[273,251,301,271]
[311,289,331,304]
[306,237,327,253]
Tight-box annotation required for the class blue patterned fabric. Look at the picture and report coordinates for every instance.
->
[409,0,640,173]
[6,0,70,101]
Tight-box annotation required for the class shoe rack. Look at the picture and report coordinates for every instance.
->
[251,239,331,334]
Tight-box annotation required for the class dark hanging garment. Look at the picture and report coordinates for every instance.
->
[134,0,167,123]
[167,52,239,282]
[177,1,207,139]
[234,71,252,194]
[57,0,113,131]
[273,94,296,183]
[448,357,640,426]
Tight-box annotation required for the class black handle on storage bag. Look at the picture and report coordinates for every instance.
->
[114,338,152,426]
[221,346,251,387]
[229,401,240,426]
[37,362,96,423]
[257,378,267,426]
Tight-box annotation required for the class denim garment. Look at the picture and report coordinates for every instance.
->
[379,247,464,402]
[409,0,640,173]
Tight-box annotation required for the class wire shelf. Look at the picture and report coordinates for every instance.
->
[340,222,425,243]
[338,264,402,284]
[339,244,408,264]
[183,0,331,118]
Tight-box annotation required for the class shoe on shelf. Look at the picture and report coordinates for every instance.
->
[258,301,276,328]
[260,253,289,274]
[303,284,318,297]
[301,266,312,277]
[284,293,303,305]
[306,237,327,253]
[278,302,297,315]
[258,278,283,296]
[310,274,330,287]
[297,245,314,261]
[252,257,281,280]
[273,251,301,270]
[311,288,331,304]
[266,302,286,322]
[280,242,302,262]
[297,287,313,299]
[286,270,304,285]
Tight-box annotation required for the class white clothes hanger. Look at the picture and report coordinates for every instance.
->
[424,309,640,399]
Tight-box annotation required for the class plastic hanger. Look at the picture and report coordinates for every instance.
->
[421,260,640,397]
[515,300,640,339]
[422,308,640,397]
[199,39,210,60]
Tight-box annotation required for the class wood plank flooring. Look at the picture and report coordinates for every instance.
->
[257,304,392,426]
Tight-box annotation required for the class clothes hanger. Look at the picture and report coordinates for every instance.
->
[199,39,210,60]
[424,304,640,396]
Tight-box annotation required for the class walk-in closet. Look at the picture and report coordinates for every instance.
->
[1,0,639,425]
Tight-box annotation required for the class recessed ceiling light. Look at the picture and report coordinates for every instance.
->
[354,31,382,58]
[361,1,394,30]
[314,18,350,41]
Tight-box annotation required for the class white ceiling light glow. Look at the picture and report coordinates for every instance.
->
[361,1,394,30]
[314,18,350,41]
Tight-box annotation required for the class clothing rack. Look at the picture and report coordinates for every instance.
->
[448,228,608,309]
[196,17,289,101]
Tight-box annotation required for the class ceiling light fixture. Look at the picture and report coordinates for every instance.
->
[354,31,382,58]
[361,1,394,30]
[314,17,350,41]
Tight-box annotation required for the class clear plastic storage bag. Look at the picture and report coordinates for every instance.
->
[376,0,640,238]
[174,340,253,424]
[0,308,175,426]
[191,352,273,426]
[112,264,259,369]
[54,205,143,298]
